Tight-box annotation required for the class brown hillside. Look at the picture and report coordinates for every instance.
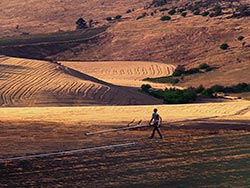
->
[0,0,250,88]
[0,56,161,106]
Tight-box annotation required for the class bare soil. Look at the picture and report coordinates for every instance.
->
[1,119,250,187]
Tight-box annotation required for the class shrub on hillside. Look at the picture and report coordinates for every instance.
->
[152,0,167,7]
[162,88,197,104]
[106,17,112,21]
[199,63,210,70]
[201,11,209,16]
[168,9,176,15]
[141,84,152,93]
[115,15,122,20]
[220,43,229,50]
[237,36,244,41]
[185,68,200,75]
[181,12,187,17]
[201,88,214,97]
[76,18,88,29]
[160,15,171,21]
[193,10,200,15]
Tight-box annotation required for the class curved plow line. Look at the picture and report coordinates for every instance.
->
[92,85,103,100]
[93,85,108,100]
[86,84,97,99]
[12,67,55,101]
[54,82,71,96]
[23,70,63,99]
[68,82,84,96]
[0,142,138,162]
[75,83,86,95]
[99,86,111,100]
[82,84,94,98]
[20,72,59,100]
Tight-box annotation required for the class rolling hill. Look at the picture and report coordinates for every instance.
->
[0,56,161,106]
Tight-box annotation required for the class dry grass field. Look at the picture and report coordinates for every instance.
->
[62,61,176,88]
[0,56,160,106]
[0,102,250,187]
[1,0,250,187]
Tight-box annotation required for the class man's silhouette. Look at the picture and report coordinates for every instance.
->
[149,108,163,139]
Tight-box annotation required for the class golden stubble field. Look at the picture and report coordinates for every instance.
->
[62,61,176,88]
[0,56,162,106]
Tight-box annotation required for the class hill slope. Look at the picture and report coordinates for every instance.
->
[0,56,161,106]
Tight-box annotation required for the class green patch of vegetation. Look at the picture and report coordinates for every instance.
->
[143,76,179,84]
[143,87,197,104]
[106,17,113,21]
[199,63,210,70]
[136,13,148,20]
[193,10,200,15]
[0,26,108,47]
[220,43,229,50]
[181,12,187,17]
[160,15,171,21]
[237,36,244,41]
[141,82,250,103]
[115,15,122,20]
[201,11,209,16]
[168,9,176,15]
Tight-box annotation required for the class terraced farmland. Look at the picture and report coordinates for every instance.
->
[0,56,160,106]
[62,61,176,88]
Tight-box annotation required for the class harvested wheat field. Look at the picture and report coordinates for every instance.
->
[0,56,161,106]
[1,101,250,187]
[62,61,176,88]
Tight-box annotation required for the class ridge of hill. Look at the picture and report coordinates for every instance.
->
[0,56,161,106]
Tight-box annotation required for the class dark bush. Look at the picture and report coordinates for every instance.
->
[163,88,197,104]
[201,88,214,97]
[115,15,122,20]
[173,70,184,77]
[195,85,205,93]
[143,76,179,84]
[106,17,112,21]
[137,15,145,20]
[178,8,185,13]
[199,63,209,69]
[238,36,244,41]
[181,12,187,17]
[141,84,152,93]
[152,0,167,7]
[201,11,209,16]
[220,43,229,50]
[193,10,200,15]
[205,67,214,72]
[185,68,200,75]
[168,9,176,15]
[76,18,88,29]
[210,85,224,93]
[160,15,171,21]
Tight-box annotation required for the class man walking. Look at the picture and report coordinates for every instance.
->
[149,108,163,139]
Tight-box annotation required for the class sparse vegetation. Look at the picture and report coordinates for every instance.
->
[160,15,171,21]
[199,63,210,70]
[76,18,88,29]
[141,84,152,93]
[168,9,176,15]
[220,43,229,50]
[152,0,167,7]
[159,8,168,12]
[148,88,197,104]
[143,76,179,84]
[115,15,122,20]
[238,36,244,41]
[181,12,187,17]
[193,10,200,15]
[201,11,209,16]
[106,17,113,21]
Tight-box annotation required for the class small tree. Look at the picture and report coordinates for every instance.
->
[115,15,122,20]
[220,43,229,50]
[238,36,244,41]
[199,63,209,69]
[106,17,113,21]
[201,11,209,16]
[76,18,88,29]
[141,84,152,93]
[168,9,176,15]
[160,15,171,21]
[181,12,187,17]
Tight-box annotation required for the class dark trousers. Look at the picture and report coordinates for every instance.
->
[150,123,163,138]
